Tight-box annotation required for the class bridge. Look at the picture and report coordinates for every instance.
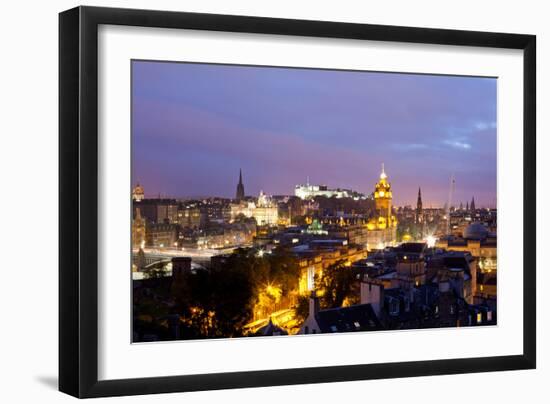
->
[132,245,246,268]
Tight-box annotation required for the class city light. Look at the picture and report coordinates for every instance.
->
[129,67,498,342]
[426,235,437,248]
[132,164,497,340]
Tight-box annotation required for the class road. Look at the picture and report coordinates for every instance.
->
[243,309,299,335]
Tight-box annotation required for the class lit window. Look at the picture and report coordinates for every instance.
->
[477,313,482,323]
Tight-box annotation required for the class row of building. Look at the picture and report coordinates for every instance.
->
[297,240,496,336]
[132,165,497,340]
[132,166,398,250]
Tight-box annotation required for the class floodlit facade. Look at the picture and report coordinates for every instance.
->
[366,165,398,249]
[230,190,279,226]
[295,182,351,200]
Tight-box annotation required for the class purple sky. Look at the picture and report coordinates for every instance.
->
[132,60,497,207]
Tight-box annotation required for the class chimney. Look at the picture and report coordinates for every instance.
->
[360,275,384,317]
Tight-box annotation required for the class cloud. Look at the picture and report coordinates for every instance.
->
[132,61,497,205]
[443,139,472,150]
[132,97,383,196]
[474,121,497,131]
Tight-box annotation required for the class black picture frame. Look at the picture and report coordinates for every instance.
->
[59,5,536,398]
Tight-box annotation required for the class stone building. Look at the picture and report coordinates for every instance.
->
[132,208,146,248]
[146,223,179,248]
[230,190,279,226]
[136,198,179,224]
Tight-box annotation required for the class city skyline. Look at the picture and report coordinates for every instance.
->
[135,168,487,210]
[132,61,497,207]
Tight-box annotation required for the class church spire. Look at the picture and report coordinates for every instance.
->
[235,169,245,201]
[416,187,423,225]
[470,196,476,212]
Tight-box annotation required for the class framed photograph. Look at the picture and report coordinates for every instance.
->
[59,6,536,398]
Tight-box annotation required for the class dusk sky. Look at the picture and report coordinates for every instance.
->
[132,60,497,207]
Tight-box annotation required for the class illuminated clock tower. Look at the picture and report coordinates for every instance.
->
[366,164,397,249]
[374,163,393,221]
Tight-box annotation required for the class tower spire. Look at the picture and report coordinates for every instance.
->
[380,163,387,179]
[235,169,245,201]
[416,187,423,225]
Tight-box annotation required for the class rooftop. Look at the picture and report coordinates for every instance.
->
[316,303,382,333]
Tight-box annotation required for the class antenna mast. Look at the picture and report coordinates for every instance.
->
[446,174,455,235]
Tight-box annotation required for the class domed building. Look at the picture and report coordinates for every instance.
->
[132,183,144,201]
[230,190,279,226]
[436,221,497,293]
[366,164,398,250]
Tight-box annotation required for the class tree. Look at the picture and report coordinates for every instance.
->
[294,295,310,324]
[168,246,302,338]
[266,246,300,296]
[316,260,360,309]
[209,264,256,337]
[169,252,257,338]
